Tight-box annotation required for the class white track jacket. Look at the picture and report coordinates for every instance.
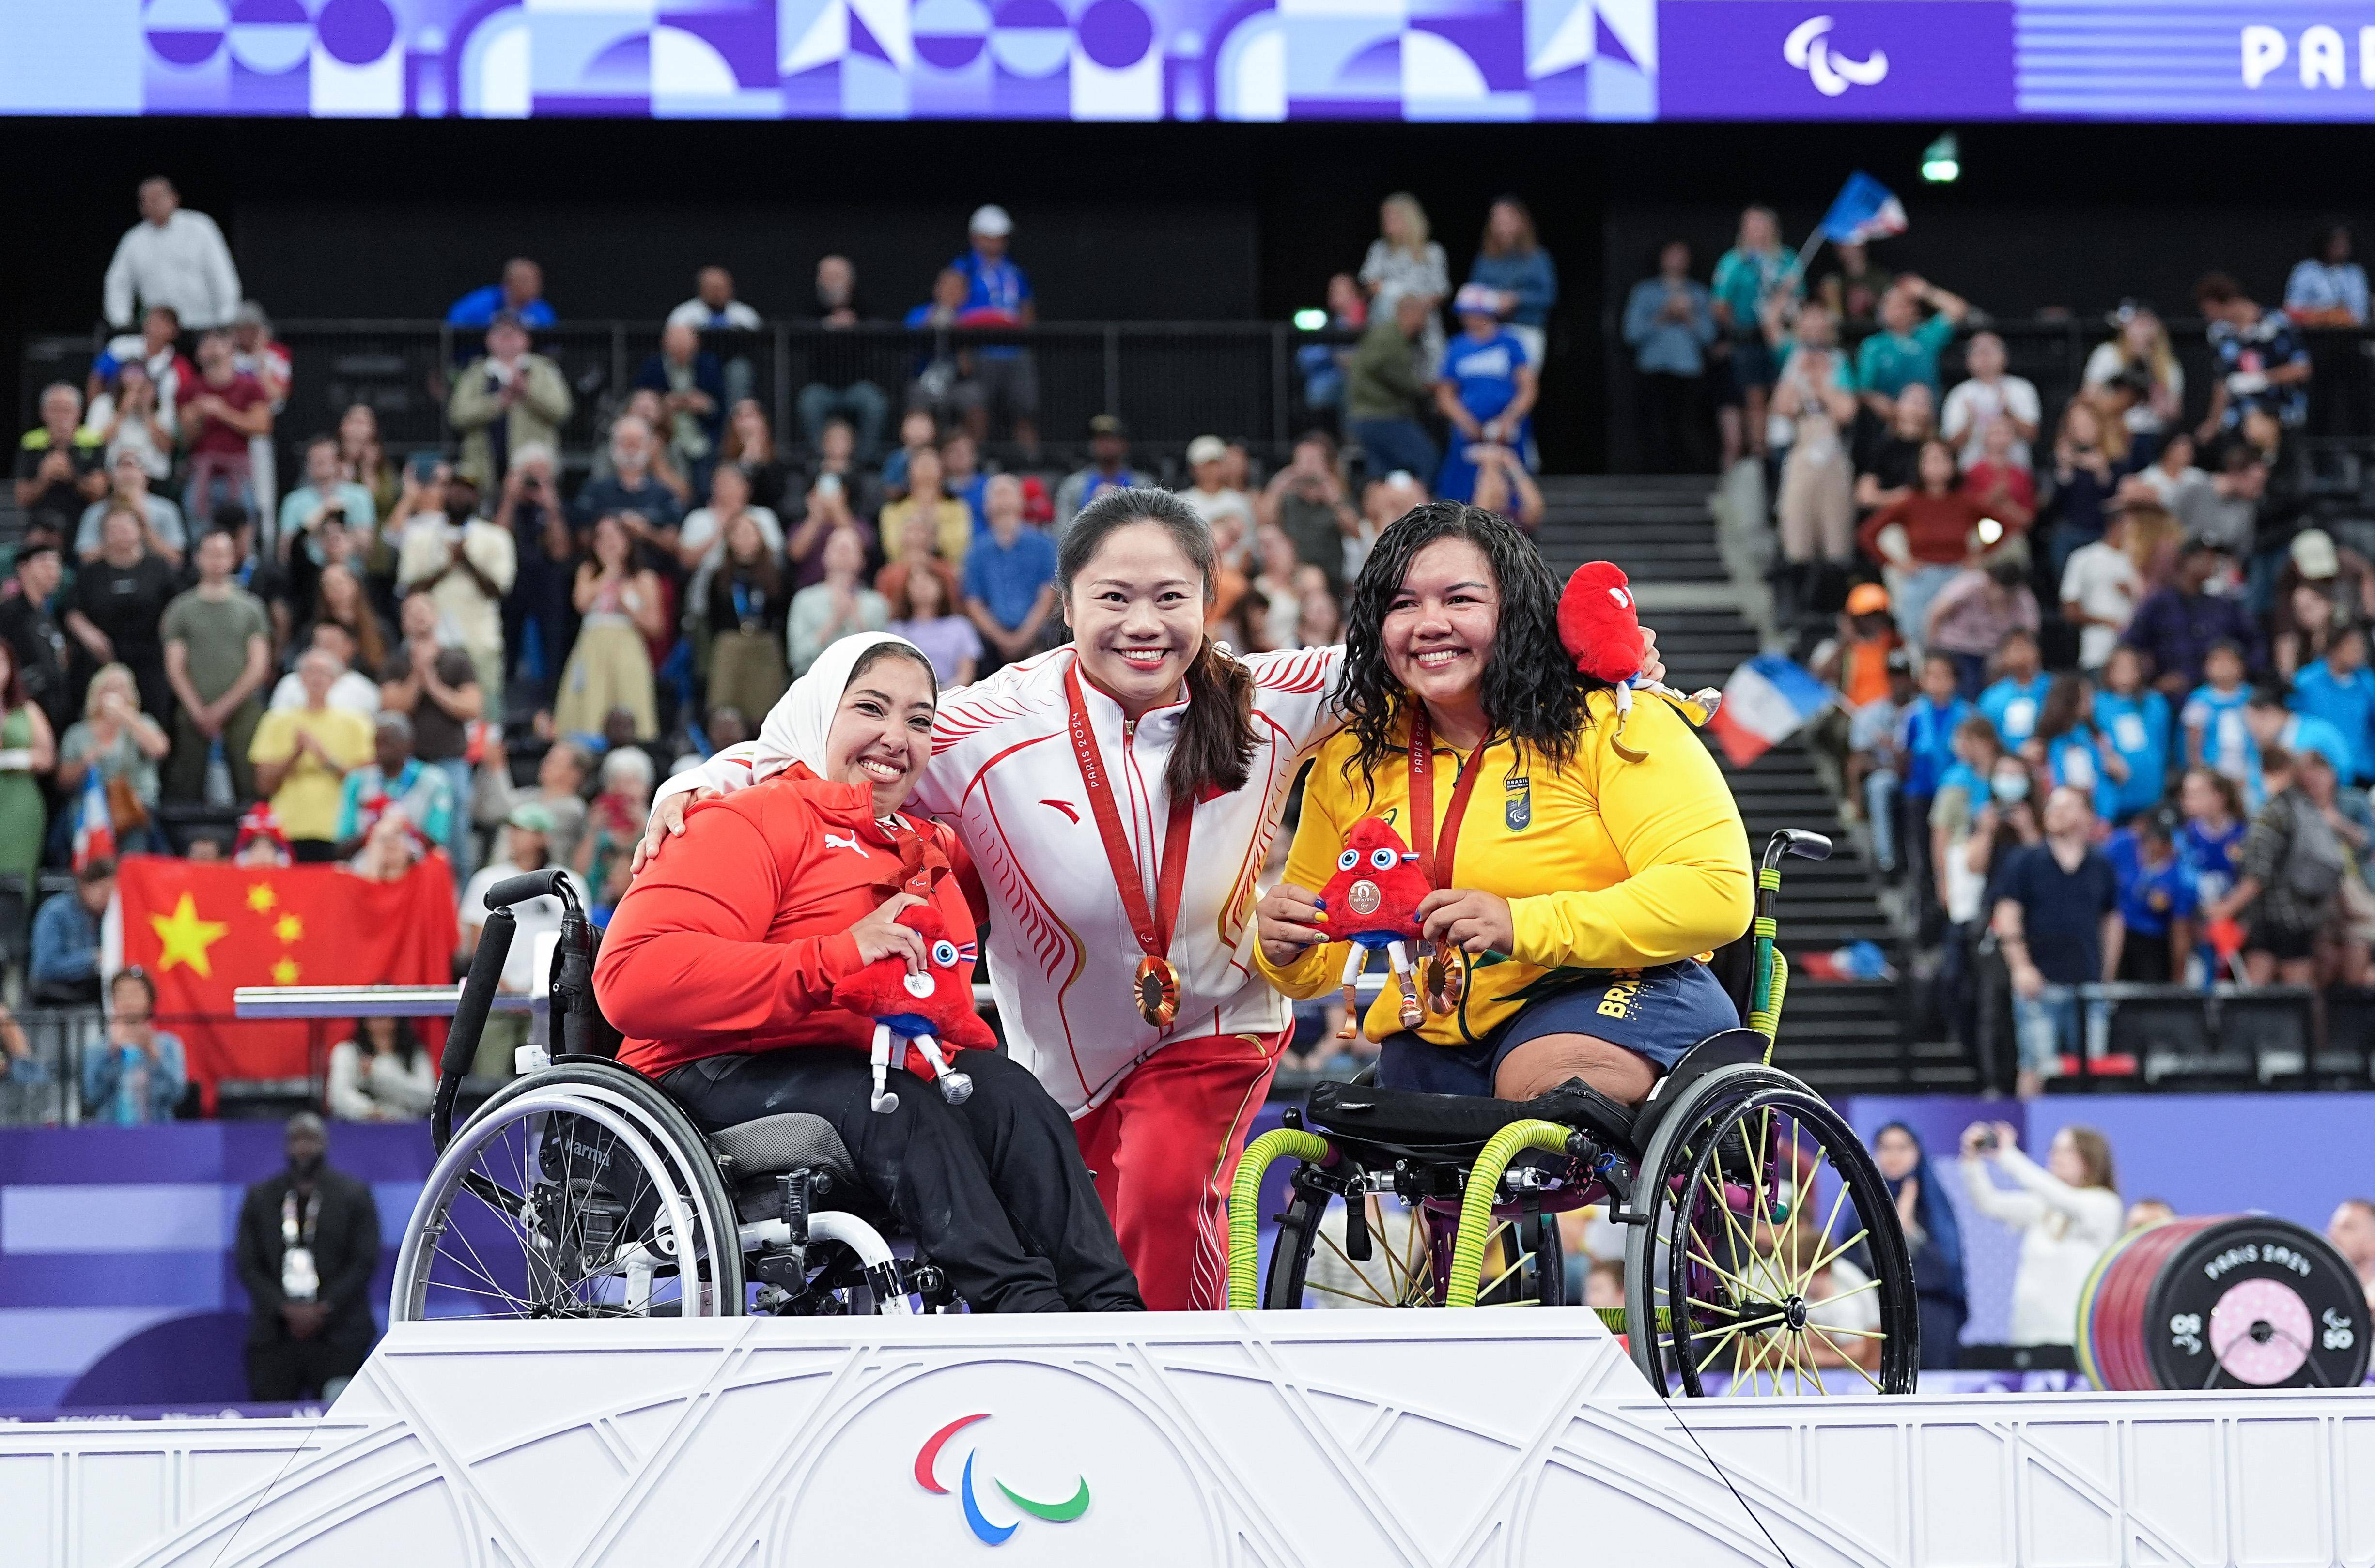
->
[655,644,1346,1115]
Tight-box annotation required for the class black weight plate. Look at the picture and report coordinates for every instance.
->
[2143,1217,2370,1390]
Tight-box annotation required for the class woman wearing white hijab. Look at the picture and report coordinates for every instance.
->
[595,631,1141,1313]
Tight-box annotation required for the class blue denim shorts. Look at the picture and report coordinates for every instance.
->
[1378,960,1739,1097]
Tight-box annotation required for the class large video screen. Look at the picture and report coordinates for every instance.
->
[3,0,2369,123]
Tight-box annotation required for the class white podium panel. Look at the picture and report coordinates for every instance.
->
[1,1312,2369,1567]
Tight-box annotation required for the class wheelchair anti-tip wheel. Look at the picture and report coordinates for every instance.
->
[1263,1182,1566,1309]
[1623,1064,1917,1395]
[394,1062,747,1322]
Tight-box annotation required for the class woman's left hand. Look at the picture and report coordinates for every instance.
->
[1416,887,1514,955]
[1637,623,1666,685]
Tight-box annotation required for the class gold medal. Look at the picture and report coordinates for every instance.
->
[1134,955,1182,1029]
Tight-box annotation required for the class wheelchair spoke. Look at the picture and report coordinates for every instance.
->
[1807,1323,1885,1394]
[1799,1223,1874,1291]
[1314,1226,1399,1308]
[445,1179,536,1311]
[1684,1242,1759,1300]
[1301,1278,1401,1308]
[1366,1198,1415,1301]
[1474,1247,1534,1305]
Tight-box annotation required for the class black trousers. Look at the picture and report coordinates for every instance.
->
[246,1332,369,1401]
[663,1046,1142,1315]
[1636,369,1710,474]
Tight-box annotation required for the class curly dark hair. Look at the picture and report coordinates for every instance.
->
[1335,500,1596,791]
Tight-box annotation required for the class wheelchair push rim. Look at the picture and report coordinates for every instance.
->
[1630,1074,1918,1396]
[393,1079,745,1322]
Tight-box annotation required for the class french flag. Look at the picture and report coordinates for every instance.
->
[72,764,116,870]
[1819,171,1909,246]
[1707,655,1835,768]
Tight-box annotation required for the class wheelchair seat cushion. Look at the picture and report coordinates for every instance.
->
[710,1112,855,1182]
[1305,1076,1636,1157]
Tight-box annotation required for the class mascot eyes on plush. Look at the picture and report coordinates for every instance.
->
[830,905,995,1114]
[1313,817,1436,1038]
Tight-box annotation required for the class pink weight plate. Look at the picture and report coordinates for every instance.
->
[2208,1276,2313,1386]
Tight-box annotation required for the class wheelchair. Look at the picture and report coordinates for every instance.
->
[390,870,954,1322]
[1226,830,1921,1397]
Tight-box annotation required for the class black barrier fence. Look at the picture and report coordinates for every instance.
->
[1602,315,2375,474]
[20,320,1357,480]
[0,1007,109,1126]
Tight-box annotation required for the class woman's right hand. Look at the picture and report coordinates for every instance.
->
[851,893,927,972]
[1255,882,1328,966]
[1958,1122,1996,1160]
[629,786,720,877]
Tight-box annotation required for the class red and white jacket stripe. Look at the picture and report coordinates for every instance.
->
[657,643,1344,1115]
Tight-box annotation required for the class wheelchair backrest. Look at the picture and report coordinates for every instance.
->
[1708,931,1756,1025]
[570,923,627,1060]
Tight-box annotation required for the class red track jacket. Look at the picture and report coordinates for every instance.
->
[594,766,984,1077]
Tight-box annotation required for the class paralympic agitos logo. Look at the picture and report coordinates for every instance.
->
[913,1413,1091,1546]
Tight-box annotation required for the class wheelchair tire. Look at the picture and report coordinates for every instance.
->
[1622,1064,1917,1396]
[1263,1180,1563,1310]
[393,1061,747,1322]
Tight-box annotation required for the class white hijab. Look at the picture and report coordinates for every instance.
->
[751,630,925,784]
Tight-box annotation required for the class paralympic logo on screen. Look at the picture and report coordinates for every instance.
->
[913,1413,1092,1546]
[1782,15,1891,96]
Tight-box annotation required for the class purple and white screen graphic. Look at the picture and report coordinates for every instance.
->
[0,0,1659,121]
[5,2,2375,123]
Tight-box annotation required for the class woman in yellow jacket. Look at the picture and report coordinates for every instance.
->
[1254,503,1753,1106]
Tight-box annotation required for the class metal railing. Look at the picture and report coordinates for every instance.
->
[1601,314,2375,473]
[22,319,1356,473]
[0,1007,106,1125]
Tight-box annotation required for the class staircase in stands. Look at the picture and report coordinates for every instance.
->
[1532,475,1973,1094]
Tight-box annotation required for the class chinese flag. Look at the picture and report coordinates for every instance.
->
[115,854,461,1106]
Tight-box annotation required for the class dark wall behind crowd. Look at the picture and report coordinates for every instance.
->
[0,117,2369,473]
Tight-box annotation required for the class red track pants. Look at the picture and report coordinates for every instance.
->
[1071,1029,1285,1311]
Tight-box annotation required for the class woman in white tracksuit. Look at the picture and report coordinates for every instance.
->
[641,488,1659,1309]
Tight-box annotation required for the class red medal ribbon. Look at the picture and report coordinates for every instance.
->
[1406,708,1490,888]
[1063,661,1194,978]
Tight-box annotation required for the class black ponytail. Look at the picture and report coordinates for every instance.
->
[1175,635,1256,799]
[1059,487,1257,801]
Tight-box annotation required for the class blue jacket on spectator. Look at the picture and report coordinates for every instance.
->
[1467,250,1558,330]
[1622,277,1715,377]
[1898,694,1972,799]
[2290,657,2375,783]
[31,894,99,989]
[446,286,555,330]
[81,1032,187,1126]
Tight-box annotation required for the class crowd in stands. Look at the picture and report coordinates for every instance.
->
[0,179,1561,1122]
[1638,205,2375,1096]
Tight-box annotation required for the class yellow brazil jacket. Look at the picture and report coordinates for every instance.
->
[1254,688,1754,1046]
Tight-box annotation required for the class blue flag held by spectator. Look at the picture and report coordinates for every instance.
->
[1820,172,1909,246]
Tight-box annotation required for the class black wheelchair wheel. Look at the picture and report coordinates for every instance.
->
[1263,1176,1564,1310]
[394,1061,747,1322]
[1623,1066,1916,1396]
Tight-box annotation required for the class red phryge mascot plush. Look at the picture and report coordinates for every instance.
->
[1558,560,1717,760]
[1313,817,1435,1037]
[829,832,996,1114]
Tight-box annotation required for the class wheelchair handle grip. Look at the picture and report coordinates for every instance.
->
[1763,829,1832,868]
[483,867,575,913]
[432,907,514,1153]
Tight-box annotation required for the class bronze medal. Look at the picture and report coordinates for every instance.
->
[1421,941,1466,1015]
[1134,955,1182,1029]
